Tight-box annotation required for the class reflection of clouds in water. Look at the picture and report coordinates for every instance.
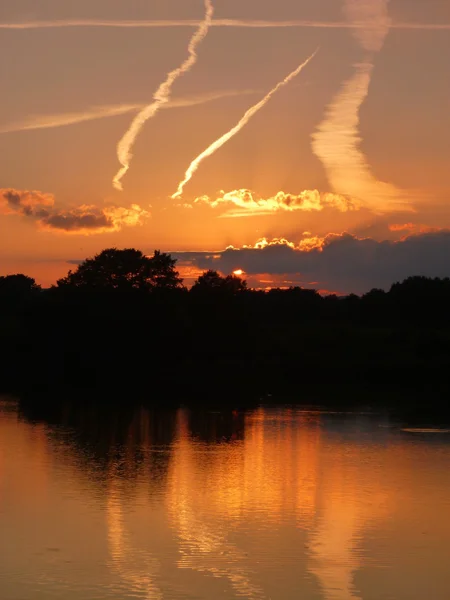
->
[166,410,266,599]
[105,407,394,600]
[7,402,450,600]
[307,443,392,600]
[166,408,325,598]
[107,482,162,599]
[173,500,265,599]
[309,499,364,599]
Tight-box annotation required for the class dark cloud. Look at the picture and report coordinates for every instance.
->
[0,188,54,213]
[3,190,21,207]
[0,188,149,234]
[43,208,112,232]
[172,231,450,294]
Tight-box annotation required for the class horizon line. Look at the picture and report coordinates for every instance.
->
[1,18,450,31]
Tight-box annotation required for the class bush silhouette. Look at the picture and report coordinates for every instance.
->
[191,270,247,294]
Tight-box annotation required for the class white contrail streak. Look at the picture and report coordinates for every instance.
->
[1,19,450,30]
[312,0,412,213]
[112,0,214,191]
[171,50,318,199]
[312,63,411,213]
[343,0,391,52]
[0,89,259,134]
[0,104,141,134]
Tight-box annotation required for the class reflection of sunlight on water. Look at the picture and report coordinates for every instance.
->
[166,409,266,599]
[307,471,366,600]
[247,408,392,600]
[73,404,450,599]
[4,399,450,600]
[166,407,395,600]
[105,408,165,600]
[107,482,163,600]
[0,401,50,505]
[307,437,392,600]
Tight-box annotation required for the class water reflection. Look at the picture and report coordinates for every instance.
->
[307,437,391,600]
[107,481,162,600]
[166,408,393,600]
[167,409,265,599]
[4,399,450,600]
[101,408,177,599]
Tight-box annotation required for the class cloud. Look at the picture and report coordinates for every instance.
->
[0,90,260,135]
[41,204,149,234]
[388,223,439,236]
[0,104,142,135]
[245,237,296,249]
[0,188,149,234]
[192,189,359,217]
[0,189,54,213]
[312,63,412,214]
[1,19,448,31]
[311,1,414,214]
[172,231,450,295]
[343,0,391,52]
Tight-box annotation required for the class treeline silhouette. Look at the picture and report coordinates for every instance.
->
[2,247,450,407]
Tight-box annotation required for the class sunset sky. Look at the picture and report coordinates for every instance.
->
[1,0,449,293]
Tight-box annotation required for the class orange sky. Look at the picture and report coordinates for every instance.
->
[1,0,449,290]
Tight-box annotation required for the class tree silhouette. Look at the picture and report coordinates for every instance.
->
[57,248,183,291]
[4,259,450,398]
[192,270,224,291]
[0,274,41,297]
[224,273,247,293]
[191,270,247,294]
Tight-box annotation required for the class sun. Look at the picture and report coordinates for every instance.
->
[233,269,244,276]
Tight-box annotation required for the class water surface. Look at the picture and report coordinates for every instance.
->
[1,399,450,599]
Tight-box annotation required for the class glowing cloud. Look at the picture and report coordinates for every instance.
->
[0,188,149,234]
[194,188,358,217]
[244,237,296,249]
[113,0,214,191]
[312,1,412,213]
[389,223,440,237]
[171,50,318,199]
[0,90,258,135]
[244,235,337,252]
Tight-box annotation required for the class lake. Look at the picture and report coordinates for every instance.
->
[1,398,450,599]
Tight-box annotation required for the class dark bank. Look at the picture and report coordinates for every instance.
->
[1,248,450,415]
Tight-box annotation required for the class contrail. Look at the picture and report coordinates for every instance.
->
[113,0,214,191]
[171,49,318,199]
[312,0,412,213]
[312,63,411,213]
[0,89,259,134]
[1,19,450,30]
[343,0,391,53]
